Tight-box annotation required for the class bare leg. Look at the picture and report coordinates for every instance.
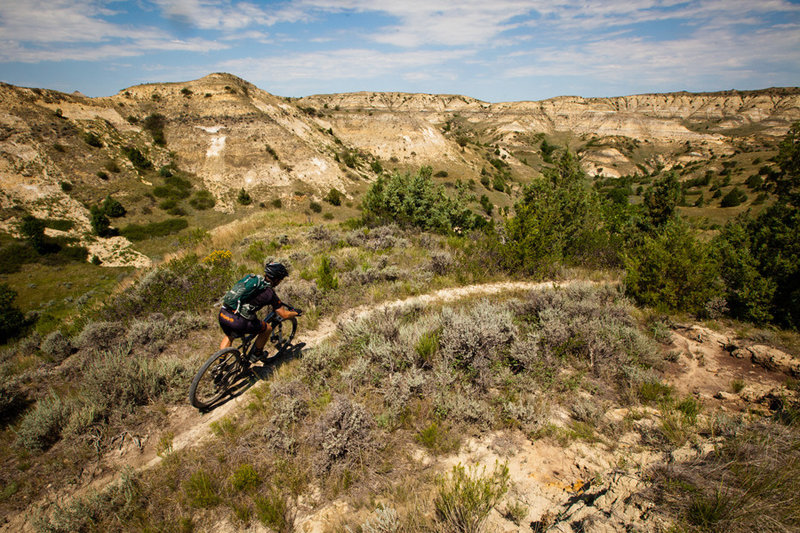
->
[254,324,273,352]
[220,335,232,350]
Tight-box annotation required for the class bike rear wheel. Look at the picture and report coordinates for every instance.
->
[270,317,297,356]
[189,348,245,410]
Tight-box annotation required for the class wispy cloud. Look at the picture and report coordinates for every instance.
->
[0,0,159,43]
[504,24,800,88]
[152,0,308,31]
[0,38,228,63]
[299,0,538,47]
[219,48,473,88]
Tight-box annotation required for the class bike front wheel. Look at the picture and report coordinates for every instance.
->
[270,317,297,356]
[189,348,244,410]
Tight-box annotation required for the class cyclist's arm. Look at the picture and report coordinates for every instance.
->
[275,305,298,319]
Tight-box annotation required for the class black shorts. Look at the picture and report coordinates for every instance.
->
[218,307,266,338]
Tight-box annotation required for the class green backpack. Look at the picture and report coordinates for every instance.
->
[222,274,270,319]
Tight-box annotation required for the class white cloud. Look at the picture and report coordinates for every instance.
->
[0,0,161,43]
[503,25,800,88]
[219,47,473,82]
[0,38,228,63]
[152,0,307,31]
[298,0,539,47]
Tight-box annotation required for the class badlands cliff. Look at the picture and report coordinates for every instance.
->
[0,73,798,264]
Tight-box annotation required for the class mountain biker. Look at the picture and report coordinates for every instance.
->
[218,261,299,360]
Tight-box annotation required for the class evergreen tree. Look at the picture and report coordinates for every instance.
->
[19,214,46,253]
[90,205,112,237]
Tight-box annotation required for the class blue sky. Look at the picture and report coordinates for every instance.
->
[1,0,799,102]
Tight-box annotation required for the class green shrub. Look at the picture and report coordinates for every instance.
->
[184,470,220,508]
[101,195,126,218]
[341,150,358,168]
[122,147,152,171]
[434,462,509,533]
[19,214,46,253]
[119,218,188,241]
[721,187,748,207]
[0,283,26,344]
[15,391,71,451]
[309,201,322,213]
[237,188,252,205]
[746,174,763,189]
[60,181,73,192]
[254,490,291,532]
[361,167,479,233]
[190,190,215,210]
[479,194,493,215]
[503,151,606,274]
[142,113,166,146]
[316,256,339,292]
[712,222,776,323]
[158,198,178,210]
[639,380,673,404]
[713,202,799,328]
[415,421,459,454]
[324,188,342,206]
[230,464,261,493]
[43,219,74,231]
[492,174,506,192]
[110,252,234,318]
[624,220,721,314]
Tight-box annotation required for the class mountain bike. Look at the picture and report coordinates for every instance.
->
[189,307,300,411]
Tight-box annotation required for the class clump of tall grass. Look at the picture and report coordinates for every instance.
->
[32,470,143,533]
[434,462,510,533]
[650,420,800,532]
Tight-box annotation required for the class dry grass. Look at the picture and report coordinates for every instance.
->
[651,420,800,532]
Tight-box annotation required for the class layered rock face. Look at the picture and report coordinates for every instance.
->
[0,74,798,265]
[300,88,800,178]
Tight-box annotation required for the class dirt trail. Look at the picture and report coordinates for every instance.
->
[6,279,595,532]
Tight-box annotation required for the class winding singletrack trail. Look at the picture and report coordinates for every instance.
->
[6,279,602,532]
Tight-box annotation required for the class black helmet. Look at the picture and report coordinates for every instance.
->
[264,261,288,283]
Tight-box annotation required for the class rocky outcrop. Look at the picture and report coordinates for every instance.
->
[731,344,800,376]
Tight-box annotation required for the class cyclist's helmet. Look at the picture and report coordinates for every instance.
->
[264,261,289,284]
